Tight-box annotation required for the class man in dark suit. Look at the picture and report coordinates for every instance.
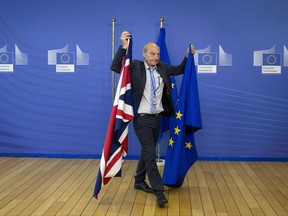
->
[111,31,195,207]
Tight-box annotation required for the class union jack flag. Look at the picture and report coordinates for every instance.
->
[93,39,134,198]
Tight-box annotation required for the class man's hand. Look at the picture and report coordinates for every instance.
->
[120,31,131,49]
[186,44,196,58]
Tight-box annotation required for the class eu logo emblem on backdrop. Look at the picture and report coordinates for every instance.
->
[262,53,281,74]
[262,54,281,66]
[48,44,89,73]
[198,53,217,73]
[56,52,75,72]
[57,53,74,64]
[0,52,13,72]
[253,46,284,74]
[198,53,217,65]
[0,44,28,72]
[195,45,232,74]
[0,53,13,64]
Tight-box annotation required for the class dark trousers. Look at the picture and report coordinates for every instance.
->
[133,115,164,192]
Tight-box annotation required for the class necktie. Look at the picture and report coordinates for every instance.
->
[148,68,157,113]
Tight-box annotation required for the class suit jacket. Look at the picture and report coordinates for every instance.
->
[111,46,187,118]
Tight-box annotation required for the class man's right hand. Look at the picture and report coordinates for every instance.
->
[120,31,131,49]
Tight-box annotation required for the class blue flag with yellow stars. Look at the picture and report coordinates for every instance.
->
[162,50,202,187]
[156,27,178,139]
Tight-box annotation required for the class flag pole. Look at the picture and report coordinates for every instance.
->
[160,17,164,28]
[111,18,116,102]
[157,17,165,167]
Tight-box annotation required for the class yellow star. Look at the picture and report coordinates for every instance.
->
[174,126,181,135]
[175,110,183,120]
[169,137,174,146]
[171,83,175,89]
[185,142,193,149]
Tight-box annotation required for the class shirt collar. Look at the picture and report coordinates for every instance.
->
[144,62,157,71]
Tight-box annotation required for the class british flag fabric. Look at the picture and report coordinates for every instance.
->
[93,39,134,198]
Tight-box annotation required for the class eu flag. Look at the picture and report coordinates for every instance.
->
[198,52,217,65]
[156,27,178,139]
[162,50,202,187]
[262,54,281,66]
[0,52,13,64]
[56,52,74,64]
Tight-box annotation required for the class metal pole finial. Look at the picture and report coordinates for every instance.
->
[160,18,164,28]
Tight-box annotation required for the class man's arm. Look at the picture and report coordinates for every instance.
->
[110,31,131,73]
[167,44,196,76]
[110,46,126,73]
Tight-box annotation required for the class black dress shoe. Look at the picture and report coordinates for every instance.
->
[134,181,153,193]
[155,193,168,207]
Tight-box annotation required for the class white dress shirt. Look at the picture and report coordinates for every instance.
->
[138,62,164,114]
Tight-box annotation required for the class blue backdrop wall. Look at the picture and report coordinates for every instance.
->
[0,0,287,160]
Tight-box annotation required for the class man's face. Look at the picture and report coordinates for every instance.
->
[143,44,160,67]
